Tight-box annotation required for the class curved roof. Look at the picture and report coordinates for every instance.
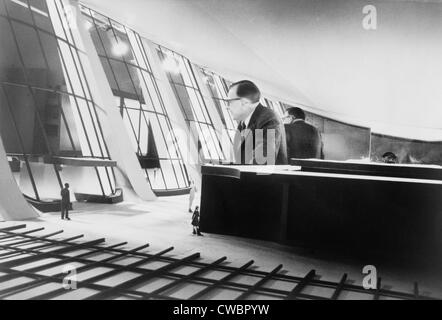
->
[82,0,442,141]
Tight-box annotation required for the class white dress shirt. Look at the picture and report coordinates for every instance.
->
[242,105,258,129]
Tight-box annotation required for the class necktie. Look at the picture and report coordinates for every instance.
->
[238,121,246,132]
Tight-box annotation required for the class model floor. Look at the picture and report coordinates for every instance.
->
[1,194,441,299]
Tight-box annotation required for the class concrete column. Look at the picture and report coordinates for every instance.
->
[142,39,201,186]
[69,0,156,201]
[0,137,38,221]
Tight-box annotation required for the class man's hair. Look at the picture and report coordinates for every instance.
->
[229,80,261,103]
[286,107,306,120]
[382,152,398,162]
[64,183,69,188]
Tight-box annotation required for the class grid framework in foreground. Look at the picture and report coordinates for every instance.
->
[0,224,435,300]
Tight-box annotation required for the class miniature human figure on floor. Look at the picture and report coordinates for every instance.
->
[191,206,203,236]
[188,179,197,213]
[61,183,71,220]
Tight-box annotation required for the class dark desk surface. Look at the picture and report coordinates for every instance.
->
[200,164,442,262]
[202,164,442,185]
[290,158,442,180]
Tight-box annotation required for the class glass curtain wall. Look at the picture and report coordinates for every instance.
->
[198,68,236,142]
[264,98,286,118]
[80,5,190,192]
[157,46,226,163]
[0,0,115,201]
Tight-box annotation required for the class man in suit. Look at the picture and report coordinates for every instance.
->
[226,80,287,165]
[284,107,323,160]
[60,183,71,220]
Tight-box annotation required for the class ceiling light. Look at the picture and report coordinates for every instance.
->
[111,36,129,56]
[162,55,180,74]
[84,20,93,31]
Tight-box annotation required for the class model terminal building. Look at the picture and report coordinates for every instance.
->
[0,0,442,300]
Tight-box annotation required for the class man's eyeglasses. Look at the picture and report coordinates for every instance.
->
[225,98,241,106]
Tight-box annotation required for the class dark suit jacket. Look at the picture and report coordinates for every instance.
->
[60,188,70,205]
[284,120,323,160]
[234,104,288,165]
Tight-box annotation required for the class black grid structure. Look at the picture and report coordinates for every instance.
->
[157,46,227,163]
[0,0,116,201]
[0,224,435,300]
[80,5,190,194]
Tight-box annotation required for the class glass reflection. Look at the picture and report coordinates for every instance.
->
[0,0,116,201]
[81,5,190,192]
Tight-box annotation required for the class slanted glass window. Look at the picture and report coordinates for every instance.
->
[264,98,286,118]
[198,68,236,142]
[0,0,116,201]
[157,46,226,163]
[81,5,190,192]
